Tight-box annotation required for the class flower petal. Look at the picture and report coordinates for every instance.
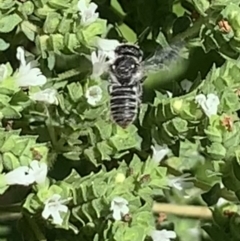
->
[5,166,35,186]
[42,205,52,219]
[58,204,68,213]
[151,144,169,163]
[85,85,102,106]
[51,194,61,202]
[15,47,47,88]
[112,209,122,221]
[89,2,98,12]
[0,64,8,81]
[110,196,129,221]
[151,229,177,241]
[16,47,27,66]
[195,93,219,117]
[30,88,58,105]
[164,230,177,239]
[95,37,120,52]
[42,194,69,226]
[195,94,206,106]
[111,196,128,206]
[120,204,129,216]
[91,51,98,64]
[78,0,99,26]
[51,209,63,225]
[29,161,48,184]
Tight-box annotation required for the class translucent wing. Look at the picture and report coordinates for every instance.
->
[142,40,185,75]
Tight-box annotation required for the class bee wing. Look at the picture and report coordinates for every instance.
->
[142,40,185,75]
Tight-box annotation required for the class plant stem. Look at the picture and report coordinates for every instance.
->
[110,0,126,20]
[152,203,212,219]
[171,16,206,43]
[25,215,47,241]
[45,106,58,149]
[0,212,22,221]
[50,68,82,82]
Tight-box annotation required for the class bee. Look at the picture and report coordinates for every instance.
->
[108,41,184,128]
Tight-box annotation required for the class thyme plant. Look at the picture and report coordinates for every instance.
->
[0,0,240,241]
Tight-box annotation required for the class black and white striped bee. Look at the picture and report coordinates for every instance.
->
[108,41,184,128]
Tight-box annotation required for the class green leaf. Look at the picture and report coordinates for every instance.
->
[205,126,223,143]
[202,223,229,241]
[171,117,188,134]
[201,183,221,206]
[0,0,15,9]
[58,18,72,34]
[206,142,226,160]
[21,21,35,41]
[67,82,83,102]
[1,106,21,118]
[2,152,20,170]
[221,90,240,112]
[94,119,113,140]
[20,1,34,15]
[43,12,61,34]
[0,14,22,33]
[131,211,155,228]
[0,38,9,51]
[77,19,107,45]
[96,141,113,160]
[48,0,71,9]
[0,174,8,195]
[122,226,146,241]
[47,51,56,70]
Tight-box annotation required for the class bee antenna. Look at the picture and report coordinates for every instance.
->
[114,23,128,43]
[135,27,151,45]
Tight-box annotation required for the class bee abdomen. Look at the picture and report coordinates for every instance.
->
[110,86,139,128]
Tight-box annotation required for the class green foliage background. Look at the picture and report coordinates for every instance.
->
[1,0,240,241]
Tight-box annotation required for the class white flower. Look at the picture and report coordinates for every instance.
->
[42,194,68,225]
[151,229,177,241]
[85,85,102,106]
[5,166,35,186]
[0,64,8,82]
[166,91,173,98]
[14,47,47,88]
[181,80,192,92]
[195,93,220,117]
[77,0,99,26]
[167,173,194,191]
[4,161,48,186]
[30,88,58,105]
[91,51,108,78]
[151,144,170,163]
[29,160,48,184]
[183,187,203,199]
[110,197,129,221]
[216,197,228,206]
[94,37,120,60]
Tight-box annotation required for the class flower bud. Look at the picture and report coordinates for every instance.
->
[171,99,183,113]
[115,173,126,183]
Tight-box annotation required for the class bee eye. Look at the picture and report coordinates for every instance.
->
[131,64,136,69]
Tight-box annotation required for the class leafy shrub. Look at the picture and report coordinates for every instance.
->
[0,0,240,241]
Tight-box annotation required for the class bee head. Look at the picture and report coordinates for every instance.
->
[110,56,140,83]
[115,44,143,61]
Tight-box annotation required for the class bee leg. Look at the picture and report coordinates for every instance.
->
[140,76,147,83]
[137,85,143,104]
[108,85,112,94]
